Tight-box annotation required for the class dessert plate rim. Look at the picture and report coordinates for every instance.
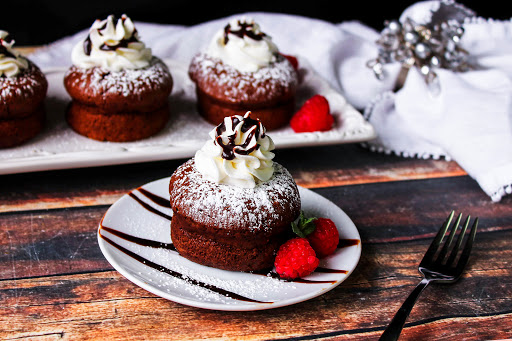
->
[97,176,362,311]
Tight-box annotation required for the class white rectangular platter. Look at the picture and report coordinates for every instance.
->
[0,58,376,175]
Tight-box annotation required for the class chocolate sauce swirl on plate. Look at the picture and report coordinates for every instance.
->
[137,187,170,208]
[100,186,359,303]
[100,224,176,251]
[99,227,269,304]
[128,191,172,221]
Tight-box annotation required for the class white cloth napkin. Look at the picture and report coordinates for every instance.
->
[337,1,512,202]
[29,12,349,92]
[28,6,512,202]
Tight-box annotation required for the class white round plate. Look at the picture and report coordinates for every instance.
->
[98,177,361,311]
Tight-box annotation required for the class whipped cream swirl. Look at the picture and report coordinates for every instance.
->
[206,17,279,73]
[195,112,275,188]
[0,31,29,77]
[71,14,152,72]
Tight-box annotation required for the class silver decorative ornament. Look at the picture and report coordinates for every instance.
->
[420,65,431,75]
[415,43,431,59]
[367,0,476,93]
[404,31,419,44]
[430,56,440,67]
[386,20,402,34]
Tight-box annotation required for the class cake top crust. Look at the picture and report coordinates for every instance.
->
[0,61,48,117]
[64,56,173,100]
[169,159,301,233]
[188,52,298,105]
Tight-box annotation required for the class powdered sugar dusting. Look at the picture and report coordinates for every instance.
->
[0,63,43,102]
[128,244,295,304]
[170,159,300,232]
[189,53,298,103]
[65,56,172,98]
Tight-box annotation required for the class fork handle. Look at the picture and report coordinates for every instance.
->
[379,278,431,341]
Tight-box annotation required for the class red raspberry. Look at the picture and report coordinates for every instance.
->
[291,212,340,258]
[274,237,319,280]
[290,94,334,133]
[307,218,339,258]
[280,53,299,70]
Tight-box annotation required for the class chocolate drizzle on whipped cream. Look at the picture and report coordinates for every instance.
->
[72,14,152,71]
[206,17,279,73]
[215,112,265,160]
[0,34,16,59]
[0,30,29,77]
[223,20,266,44]
[98,34,139,52]
[195,111,275,188]
[0,46,15,60]
[83,36,93,56]
[83,14,140,56]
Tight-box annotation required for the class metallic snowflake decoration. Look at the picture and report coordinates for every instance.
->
[367,1,476,93]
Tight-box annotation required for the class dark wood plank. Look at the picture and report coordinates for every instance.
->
[1,174,511,340]
[0,206,109,280]
[278,144,466,189]
[2,175,506,282]
[316,176,512,244]
[0,144,466,212]
[1,227,510,340]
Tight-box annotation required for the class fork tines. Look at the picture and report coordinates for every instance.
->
[420,211,478,271]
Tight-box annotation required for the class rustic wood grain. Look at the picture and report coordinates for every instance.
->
[13,46,39,56]
[2,174,508,281]
[279,145,466,189]
[0,206,109,280]
[1,166,511,340]
[1,226,510,340]
[0,145,467,213]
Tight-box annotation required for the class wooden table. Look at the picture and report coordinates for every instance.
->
[2,140,511,340]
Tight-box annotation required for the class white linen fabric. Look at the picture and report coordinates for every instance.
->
[337,1,512,202]
[29,4,512,201]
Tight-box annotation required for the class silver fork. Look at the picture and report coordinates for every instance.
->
[379,211,478,341]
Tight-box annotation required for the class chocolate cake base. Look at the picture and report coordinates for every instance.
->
[66,101,169,142]
[169,159,301,272]
[0,62,48,119]
[195,88,295,131]
[63,57,173,114]
[0,106,45,148]
[63,57,173,142]
[171,211,287,272]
